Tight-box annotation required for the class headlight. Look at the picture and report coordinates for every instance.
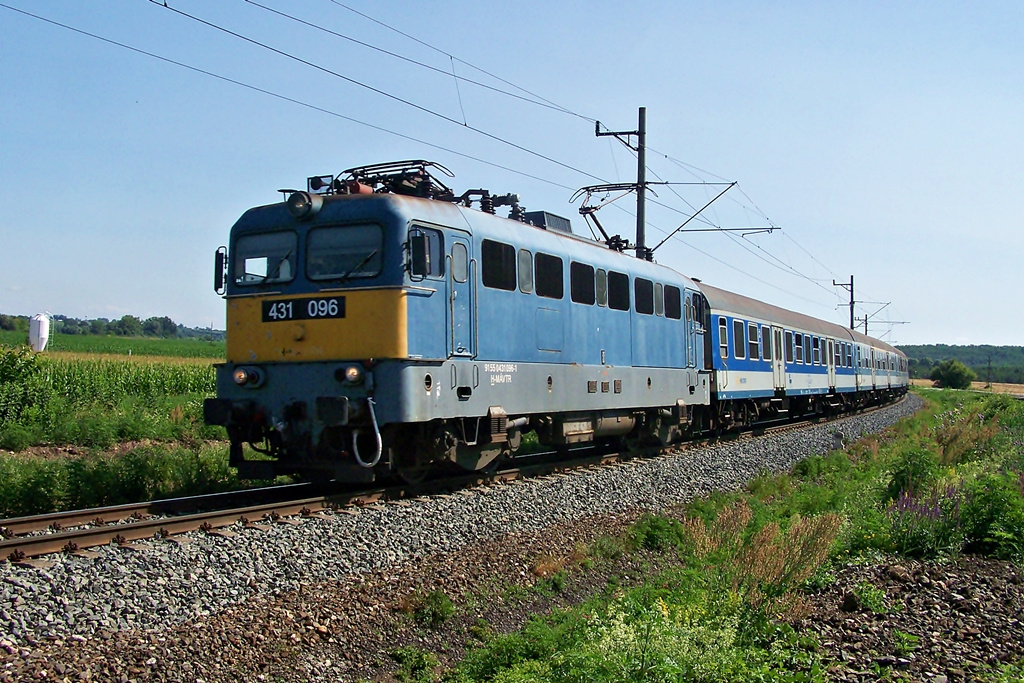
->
[232,366,264,387]
[343,365,363,384]
[286,191,323,219]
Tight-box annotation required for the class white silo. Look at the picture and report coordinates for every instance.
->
[29,313,50,352]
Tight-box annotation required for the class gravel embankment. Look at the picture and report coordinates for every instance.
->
[0,396,921,679]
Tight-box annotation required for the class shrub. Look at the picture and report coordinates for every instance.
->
[960,472,1024,560]
[630,513,685,551]
[930,359,976,389]
[389,646,438,682]
[886,487,965,558]
[403,589,455,630]
[886,446,938,501]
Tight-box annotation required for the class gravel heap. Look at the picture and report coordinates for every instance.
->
[800,555,1024,682]
[0,396,921,652]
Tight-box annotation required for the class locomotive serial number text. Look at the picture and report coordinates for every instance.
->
[261,297,346,322]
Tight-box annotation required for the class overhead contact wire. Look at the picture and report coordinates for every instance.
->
[0,3,577,192]
[148,1,606,184]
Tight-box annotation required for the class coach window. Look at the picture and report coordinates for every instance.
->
[608,271,629,311]
[846,345,853,368]
[307,224,382,282]
[719,317,729,359]
[732,319,746,359]
[635,278,654,315]
[665,285,681,320]
[763,328,772,361]
[748,323,759,361]
[804,335,812,365]
[517,249,533,293]
[570,262,596,305]
[821,338,828,366]
[785,331,794,363]
[408,226,443,279]
[481,239,516,290]
[235,231,298,286]
[535,253,564,299]
[794,333,804,363]
[655,283,665,316]
[834,341,841,367]
[596,268,608,306]
[812,337,821,365]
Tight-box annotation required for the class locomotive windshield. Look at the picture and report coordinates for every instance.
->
[233,231,297,286]
[307,223,383,281]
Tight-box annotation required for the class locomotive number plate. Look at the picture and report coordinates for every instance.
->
[262,296,346,322]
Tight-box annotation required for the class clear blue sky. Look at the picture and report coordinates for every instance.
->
[2,1,1022,344]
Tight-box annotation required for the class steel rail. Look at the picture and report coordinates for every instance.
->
[1,395,905,564]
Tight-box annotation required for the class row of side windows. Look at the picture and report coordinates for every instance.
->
[481,238,683,319]
[717,315,866,369]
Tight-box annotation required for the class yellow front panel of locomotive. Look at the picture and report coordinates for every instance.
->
[226,289,408,363]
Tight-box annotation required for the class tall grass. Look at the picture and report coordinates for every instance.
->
[0,444,245,517]
[0,345,221,451]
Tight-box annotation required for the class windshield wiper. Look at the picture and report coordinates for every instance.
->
[332,249,379,285]
[258,249,293,285]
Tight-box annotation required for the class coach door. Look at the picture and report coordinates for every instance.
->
[827,339,836,389]
[771,326,786,391]
[448,236,475,357]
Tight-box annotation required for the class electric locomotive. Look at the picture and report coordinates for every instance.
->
[204,160,907,483]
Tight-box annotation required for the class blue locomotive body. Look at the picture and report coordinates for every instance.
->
[204,162,907,482]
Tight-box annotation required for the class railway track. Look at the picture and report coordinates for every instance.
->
[0,397,899,565]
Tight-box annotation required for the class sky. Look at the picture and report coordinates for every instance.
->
[1,0,1022,345]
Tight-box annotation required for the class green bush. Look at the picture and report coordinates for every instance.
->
[960,472,1024,560]
[886,446,939,500]
[630,513,685,551]
[411,589,455,630]
[930,359,977,389]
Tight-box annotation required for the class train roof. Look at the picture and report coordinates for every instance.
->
[696,281,904,356]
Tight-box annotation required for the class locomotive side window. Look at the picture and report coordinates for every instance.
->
[452,242,468,283]
[408,226,443,279]
[608,271,630,311]
[732,319,745,359]
[794,333,804,363]
[481,239,515,290]
[517,249,533,293]
[595,268,608,306]
[654,283,665,316]
[786,331,794,363]
[665,285,681,320]
[719,317,729,359]
[307,224,383,282]
[748,323,759,361]
[535,253,563,299]
[570,262,596,305]
[635,278,654,315]
[235,231,297,286]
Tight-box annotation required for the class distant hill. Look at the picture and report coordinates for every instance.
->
[898,344,1024,383]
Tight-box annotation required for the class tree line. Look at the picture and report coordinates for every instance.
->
[0,313,224,340]
[902,344,1024,385]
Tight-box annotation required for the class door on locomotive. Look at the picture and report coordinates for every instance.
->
[448,235,475,358]
[684,291,696,367]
